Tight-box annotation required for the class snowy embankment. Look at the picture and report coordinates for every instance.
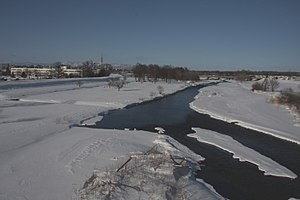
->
[189,128,297,179]
[190,80,300,144]
[0,77,186,153]
[0,77,224,200]
[188,80,300,180]
[78,131,224,200]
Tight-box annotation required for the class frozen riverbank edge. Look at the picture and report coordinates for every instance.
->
[188,128,297,179]
[80,82,216,126]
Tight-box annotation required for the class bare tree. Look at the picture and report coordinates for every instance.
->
[108,79,125,91]
[132,63,147,83]
[261,78,270,91]
[81,60,95,77]
[148,64,159,83]
[52,62,64,78]
[269,78,280,92]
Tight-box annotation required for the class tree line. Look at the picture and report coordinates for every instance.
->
[53,61,113,78]
[132,63,199,83]
[79,60,113,77]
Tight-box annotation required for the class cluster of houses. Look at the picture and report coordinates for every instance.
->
[11,66,82,79]
[1,64,82,79]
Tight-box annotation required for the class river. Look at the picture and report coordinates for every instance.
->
[92,83,300,200]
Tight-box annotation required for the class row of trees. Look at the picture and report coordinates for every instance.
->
[53,61,113,78]
[80,60,113,77]
[132,63,199,83]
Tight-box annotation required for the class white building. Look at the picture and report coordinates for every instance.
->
[10,66,82,79]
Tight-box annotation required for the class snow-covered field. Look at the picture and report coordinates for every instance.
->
[0,77,187,153]
[190,80,300,144]
[188,79,300,184]
[1,76,299,199]
[0,77,223,200]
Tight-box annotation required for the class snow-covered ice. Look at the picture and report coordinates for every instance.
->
[190,80,300,144]
[189,128,297,179]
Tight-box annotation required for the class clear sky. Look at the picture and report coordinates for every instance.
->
[1,0,300,71]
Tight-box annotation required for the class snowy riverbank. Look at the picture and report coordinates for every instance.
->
[188,79,300,183]
[189,128,297,179]
[0,77,224,200]
[190,80,300,144]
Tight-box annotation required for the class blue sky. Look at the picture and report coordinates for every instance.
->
[1,0,300,71]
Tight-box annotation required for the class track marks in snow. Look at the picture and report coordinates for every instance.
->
[1,117,44,124]
[58,136,113,174]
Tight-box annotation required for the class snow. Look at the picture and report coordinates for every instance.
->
[190,80,300,144]
[79,134,222,200]
[189,128,297,179]
[0,77,223,200]
[0,77,188,153]
[2,76,298,199]
[154,127,165,134]
[81,116,103,126]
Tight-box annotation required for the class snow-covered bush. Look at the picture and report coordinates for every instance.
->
[252,82,264,91]
[78,147,203,200]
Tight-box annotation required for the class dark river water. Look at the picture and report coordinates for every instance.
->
[92,83,300,200]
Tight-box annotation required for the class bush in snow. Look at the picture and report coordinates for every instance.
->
[275,88,300,113]
[251,78,279,92]
[251,82,264,91]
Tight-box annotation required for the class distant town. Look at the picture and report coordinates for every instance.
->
[1,61,300,82]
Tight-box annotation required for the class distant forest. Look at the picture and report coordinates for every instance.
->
[132,63,200,82]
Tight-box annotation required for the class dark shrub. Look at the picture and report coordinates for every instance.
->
[252,82,264,91]
[277,89,300,112]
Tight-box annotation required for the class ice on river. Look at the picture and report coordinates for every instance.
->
[189,128,297,179]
